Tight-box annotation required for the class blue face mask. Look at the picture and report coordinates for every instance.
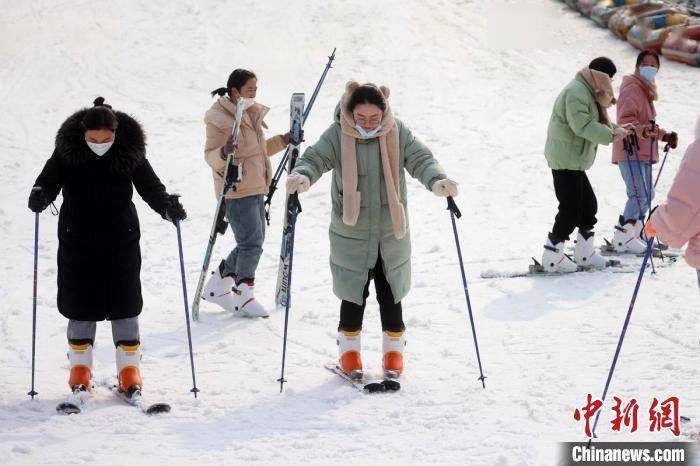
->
[639,66,658,82]
[355,124,382,138]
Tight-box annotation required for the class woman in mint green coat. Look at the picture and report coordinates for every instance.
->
[541,57,629,273]
[286,82,458,379]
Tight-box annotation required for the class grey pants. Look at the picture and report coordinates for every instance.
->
[223,195,266,281]
[67,317,140,347]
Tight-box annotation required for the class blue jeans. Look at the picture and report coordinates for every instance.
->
[223,195,266,281]
[618,160,655,221]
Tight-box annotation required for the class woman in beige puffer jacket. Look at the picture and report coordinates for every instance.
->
[202,69,290,318]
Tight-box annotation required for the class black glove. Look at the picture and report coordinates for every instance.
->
[165,195,187,224]
[28,187,48,213]
[662,131,678,150]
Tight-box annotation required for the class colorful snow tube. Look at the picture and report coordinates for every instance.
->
[662,24,700,66]
[591,0,641,27]
[627,11,690,51]
[608,2,666,38]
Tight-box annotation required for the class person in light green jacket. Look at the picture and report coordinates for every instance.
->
[541,57,630,273]
[286,82,458,379]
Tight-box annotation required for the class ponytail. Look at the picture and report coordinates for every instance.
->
[210,87,228,98]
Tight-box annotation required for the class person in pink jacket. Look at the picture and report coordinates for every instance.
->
[645,117,700,289]
[610,51,678,254]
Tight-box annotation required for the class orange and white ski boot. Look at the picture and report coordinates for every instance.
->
[68,341,93,390]
[382,330,406,379]
[337,329,363,380]
[116,342,143,395]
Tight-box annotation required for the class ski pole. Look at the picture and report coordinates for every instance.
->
[446,196,486,389]
[265,48,336,224]
[28,187,41,399]
[589,237,654,442]
[170,194,200,398]
[654,144,671,189]
[277,193,301,393]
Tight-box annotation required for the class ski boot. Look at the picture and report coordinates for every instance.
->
[231,280,269,318]
[338,329,363,380]
[202,260,238,310]
[574,231,606,269]
[68,340,93,391]
[542,234,577,273]
[382,330,406,379]
[612,216,647,254]
[116,341,143,396]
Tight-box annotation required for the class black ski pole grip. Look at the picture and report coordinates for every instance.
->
[446,196,462,219]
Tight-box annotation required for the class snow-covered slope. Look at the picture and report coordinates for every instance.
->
[0,1,698,464]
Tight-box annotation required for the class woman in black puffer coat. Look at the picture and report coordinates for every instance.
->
[29,97,186,395]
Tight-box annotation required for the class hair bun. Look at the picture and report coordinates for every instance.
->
[94,97,105,106]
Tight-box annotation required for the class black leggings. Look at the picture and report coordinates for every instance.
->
[338,253,404,333]
[551,169,598,242]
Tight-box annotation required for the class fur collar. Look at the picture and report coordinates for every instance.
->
[55,109,146,175]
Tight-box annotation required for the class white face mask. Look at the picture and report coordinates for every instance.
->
[241,98,255,110]
[355,124,382,138]
[87,140,114,156]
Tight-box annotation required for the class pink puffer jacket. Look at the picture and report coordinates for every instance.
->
[611,74,666,164]
[651,139,700,269]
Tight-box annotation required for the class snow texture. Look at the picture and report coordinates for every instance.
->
[0,1,698,464]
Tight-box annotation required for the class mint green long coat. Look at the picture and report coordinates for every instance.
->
[293,107,446,305]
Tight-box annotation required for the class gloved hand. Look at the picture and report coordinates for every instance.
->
[642,124,660,139]
[282,132,293,145]
[28,186,48,213]
[220,136,238,160]
[613,126,629,143]
[431,178,459,198]
[662,131,678,149]
[165,195,187,224]
[286,173,310,194]
[643,219,656,239]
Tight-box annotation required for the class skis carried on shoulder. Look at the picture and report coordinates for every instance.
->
[191,99,246,321]
[324,363,401,394]
[275,93,305,309]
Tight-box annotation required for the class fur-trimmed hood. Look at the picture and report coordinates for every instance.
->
[55,109,146,175]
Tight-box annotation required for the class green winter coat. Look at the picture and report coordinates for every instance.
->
[293,107,446,305]
[544,75,615,171]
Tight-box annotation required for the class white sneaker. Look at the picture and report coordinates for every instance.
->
[202,262,237,310]
[542,237,578,273]
[231,282,269,318]
[574,232,607,269]
[612,218,647,254]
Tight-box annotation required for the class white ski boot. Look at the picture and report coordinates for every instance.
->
[542,235,578,273]
[612,217,647,254]
[230,281,269,318]
[337,329,363,379]
[574,231,607,269]
[202,260,237,311]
